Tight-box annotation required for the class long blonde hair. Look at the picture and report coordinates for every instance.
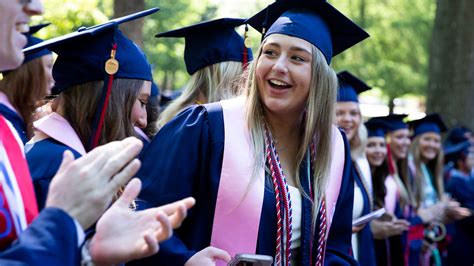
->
[157,61,244,129]
[245,40,337,217]
[410,135,445,208]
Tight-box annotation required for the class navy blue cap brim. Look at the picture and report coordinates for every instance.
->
[246,1,369,59]
[337,70,371,102]
[409,113,448,137]
[23,8,159,55]
[155,18,246,38]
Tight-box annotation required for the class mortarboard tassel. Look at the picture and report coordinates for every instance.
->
[90,42,119,149]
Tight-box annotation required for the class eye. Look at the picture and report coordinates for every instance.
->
[139,99,147,108]
[263,49,277,57]
[291,55,306,62]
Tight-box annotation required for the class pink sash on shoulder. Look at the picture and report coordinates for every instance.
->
[31,112,86,156]
[211,97,345,262]
[210,97,265,264]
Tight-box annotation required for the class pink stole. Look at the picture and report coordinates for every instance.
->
[210,97,345,262]
[384,175,399,214]
[31,112,86,156]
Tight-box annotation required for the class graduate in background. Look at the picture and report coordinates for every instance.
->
[25,11,156,210]
[407,113,470,265]
[133,1,369,265]
[0,2,194,265]
[444,139,474,265]
[335,71,376,266]
[365,117,409,266]
[156,18,252,129]
[0,23,53,144]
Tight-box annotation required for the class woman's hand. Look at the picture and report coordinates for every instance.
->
[88,178,195,265]
[352,224,365,234]
[370,218,410,239]
[185,247,231,266]
[444,200,471,222]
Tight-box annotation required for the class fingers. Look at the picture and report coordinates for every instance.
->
[158,197,196,215]
[107,159,141,196]
[155,212,173,242]
[99,138,143,178]
[204,247,231,263]
[56,150,75,173]
[114,178,142,209]
[141,234,159,257]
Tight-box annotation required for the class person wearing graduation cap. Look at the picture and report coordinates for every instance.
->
[406,113,470,265]
[364,117,409,266]
[0,1,195,265]
[133,1,369,265]
[24,9,160,210]
[155,18,253,130]
[334,70,376,265]
[0,23,53,144]
[444,140,474,265]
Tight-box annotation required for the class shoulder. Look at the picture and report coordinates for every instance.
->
[26,138,81,180]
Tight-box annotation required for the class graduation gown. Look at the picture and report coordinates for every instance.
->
[26,113,84,210]
[131,103,357,265]
[0,92,28,144]
[352,164,376,266]
[445,170,474,265]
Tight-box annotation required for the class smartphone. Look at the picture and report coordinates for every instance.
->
[228,254,273,266]
[352,208,386,227]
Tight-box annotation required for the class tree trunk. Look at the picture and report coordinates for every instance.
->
[427,0,474,129]
[113,0,145,47]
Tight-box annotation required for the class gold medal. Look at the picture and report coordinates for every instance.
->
[105,58,119,75]
[244,37,252,48]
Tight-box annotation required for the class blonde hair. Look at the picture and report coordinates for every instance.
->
[157,61,244,129]
[245,40,337,220]
[410,135,445,208]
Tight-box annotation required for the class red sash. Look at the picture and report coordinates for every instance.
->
[0,115,38,248]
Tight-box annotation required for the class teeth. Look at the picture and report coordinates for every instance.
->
[17,23,29,33]
[269,79,289,86]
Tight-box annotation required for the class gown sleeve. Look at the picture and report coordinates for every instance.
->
[132,104,225,266]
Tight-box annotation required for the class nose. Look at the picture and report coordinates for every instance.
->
[24,0,44,16]
[136,111,148,129]
[272,55,288,74]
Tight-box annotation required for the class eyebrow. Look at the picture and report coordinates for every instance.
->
[265,42,312,55]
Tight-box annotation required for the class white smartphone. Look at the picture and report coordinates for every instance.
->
[228,254,273,266]
[352,208,386,227]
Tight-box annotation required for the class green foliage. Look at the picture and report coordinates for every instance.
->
[331,0,436,102]
[31,0,111,37]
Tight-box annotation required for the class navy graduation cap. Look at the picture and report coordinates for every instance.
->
[246,0,369,64]
[445,126,472,146]
[378,114,409,132]
[23,8,158,149]
[24,23,52,64]
[365,117,391,138]
[337,71,371,102]
[156,18,253,75]
[444,141,471,164]
[409,113,448,137]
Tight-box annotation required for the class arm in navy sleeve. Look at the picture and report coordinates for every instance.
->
[0,208,80,265]
[131,105,222,265]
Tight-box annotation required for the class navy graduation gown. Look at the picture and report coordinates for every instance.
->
[352,167,376,266]
[446,172,474,265]
[130,104,356,265]
[26,138,82,210]
[0,208,80,265]
[0,104,28,144]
